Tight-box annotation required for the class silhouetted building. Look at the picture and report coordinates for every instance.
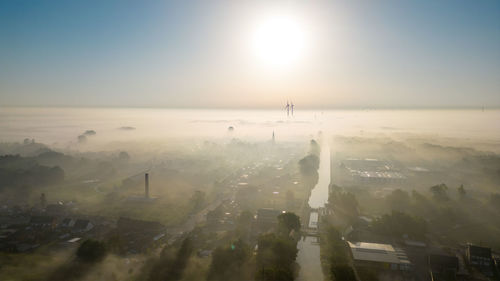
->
[466,244,493,275]
[45,203,68,215]
[40,193,47,209]
[29,216,56,228]
[72,219,94,233]
[59,218,76,228]
[117,217,163,233]
[145,173,150,198]
[428,254,459,281]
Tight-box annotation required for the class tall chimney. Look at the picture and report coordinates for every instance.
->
[145,173,149,198]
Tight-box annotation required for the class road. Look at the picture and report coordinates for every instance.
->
[166,195,227,246]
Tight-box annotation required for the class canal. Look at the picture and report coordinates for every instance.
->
[296,144,330,281]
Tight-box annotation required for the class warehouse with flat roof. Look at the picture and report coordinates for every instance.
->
[348,241,411,271]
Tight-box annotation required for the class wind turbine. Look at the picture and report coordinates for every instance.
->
[285,100,290,117]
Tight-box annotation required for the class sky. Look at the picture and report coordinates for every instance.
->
[0,0,499,109]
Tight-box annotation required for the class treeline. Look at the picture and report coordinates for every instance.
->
[207,239,251,281]
[0,140,50,157]
[320,225,356,281]
[335,182,500,248]
[207,212,301,281]
[328,186,359,224]
[372,211,426,240]
[48,239,107,281]
[147,237,194,281]
[298,140,320,189]
[255,213,301,281]
[0,155,64,188]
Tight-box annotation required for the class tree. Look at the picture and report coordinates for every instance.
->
[309,139,320,156]
[331,265,356,281]
[118,151,130,161]
[277,212,301,236]
[322,225,349,266]
[40,193,47,208]
[256,233,298,281]
[168,237,193,280]
[207,239,250,280]
[148,237,194,281]
[299,154,319,176]
[329,191,359,223]
[458,184,466,199]
[386,189,410,212]
[430,184,449,201]
[298,141,321,190]
[191,190,206,211]
[371,211,426,240]
[490,193,500,211]
[411,190,435,216]
[77,239,107,262]
[78,135,87,143]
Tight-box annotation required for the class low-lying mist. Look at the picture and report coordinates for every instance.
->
[0,108,499,281]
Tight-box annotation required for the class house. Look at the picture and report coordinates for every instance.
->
[0,215,30,228]
[348,241,411,271]
[29,216,56,228]
[466,244,493,276]
[428,254,459,281]
[45,203,68,215]
[466,244,492,267]
[59,218,76,228]
[72,219,94,233]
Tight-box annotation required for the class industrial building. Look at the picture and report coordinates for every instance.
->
[340,159,406,185]
[466,244,493,276]
[348,241,411,271]
[126,173,157,202]
[428,254,459,281]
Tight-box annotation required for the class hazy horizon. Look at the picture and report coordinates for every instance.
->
[2,108,499,148]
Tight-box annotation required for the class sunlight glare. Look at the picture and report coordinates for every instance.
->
[251,15,307,69]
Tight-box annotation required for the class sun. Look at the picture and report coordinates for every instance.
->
[251,15,307,69]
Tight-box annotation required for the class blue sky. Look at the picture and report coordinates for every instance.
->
[1,0,499,108]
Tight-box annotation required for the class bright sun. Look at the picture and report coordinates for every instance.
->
[251,15,307,69]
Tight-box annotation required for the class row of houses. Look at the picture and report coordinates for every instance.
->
[28,215,94,233]
[0,213,99,253]
[1,208,167,254]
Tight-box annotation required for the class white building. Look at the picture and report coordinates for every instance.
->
[348,241,411,271]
